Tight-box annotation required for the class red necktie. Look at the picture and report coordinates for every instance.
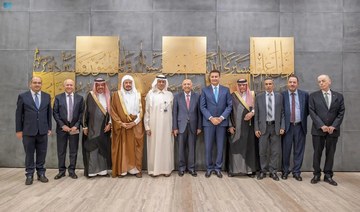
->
[290,92,295,123]
[186,94,190,110]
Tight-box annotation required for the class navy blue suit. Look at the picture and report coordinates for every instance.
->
[200,85,232,171]
[282,89,309,176]
[16,90,52,177]
[53,92,84,175]
[172,92,202,172]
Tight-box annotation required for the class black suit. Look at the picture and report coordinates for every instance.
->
[16,90,52,177]
[53,92,84,175]
[309,90,345,177]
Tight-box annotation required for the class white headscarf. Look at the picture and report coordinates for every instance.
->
[151,74,169,92]
[120,75,140,115]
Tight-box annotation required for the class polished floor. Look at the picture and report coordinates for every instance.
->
[0,168,359,212]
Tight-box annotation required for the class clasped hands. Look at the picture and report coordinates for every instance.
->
[321,125,336,134]
[210,117,223,126]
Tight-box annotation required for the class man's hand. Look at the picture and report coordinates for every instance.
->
[173,129,179,137]
[228,127,235,135]
[321,126,329,133]
[83,128,88,136]
[16,132,23,140]
[48,130,52,136]
[62,125,71,132]
[196,129,202,135]
[244,112,254,121]
[70,126,78,132]
[146,130,151,136]
[210,117,221,126]
[328,126,336,134]
[124,122,136,129]
[280,128,285,135]
[255,130,261,138]
[104,124,111,132]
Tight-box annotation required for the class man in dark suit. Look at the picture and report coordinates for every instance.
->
[281,75,309,181]
[16,76,52,185]
[200,70,232,178]
[53,79,84,180]
[254,77,285,181]
[309,74,345,186]
[173,79,202,177]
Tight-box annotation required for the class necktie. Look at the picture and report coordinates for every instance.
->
[290,93,295,123]
[186,94,190,110]
[324,92,330,109]
[68,94,73,122]
[35,92,40,109]
[214,86,218,103]
[267,93,273,120]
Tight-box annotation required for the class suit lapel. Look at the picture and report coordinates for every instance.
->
[27,91,38,110]
[330,90,337,109]
[319,91,329,110]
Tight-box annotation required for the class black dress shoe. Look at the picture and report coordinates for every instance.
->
[215,171,223,178]
[281,173,288,180]
[270,173,280,181]
[311,175,320,184]
[102,174,110,178]
[247,173,256,178]
[293,175,302,181]
[205,170,212,178]
[54,173,65,180]
[178,171,185,177]
[189,170,197,177]
[228,172,234,177]
[25,176,33,185]
[69,173,78,179]
[324,177,338,186]
[257,172,265,180]
[37,174,49,183]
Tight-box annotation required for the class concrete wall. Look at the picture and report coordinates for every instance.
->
[1,0,359,171]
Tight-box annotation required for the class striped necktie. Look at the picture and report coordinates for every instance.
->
[267,93,273,120]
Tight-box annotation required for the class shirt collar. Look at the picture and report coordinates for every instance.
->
[65,92,74,96]
[30,90,41,95]
[184,91,191,96]
[288,90,298,95]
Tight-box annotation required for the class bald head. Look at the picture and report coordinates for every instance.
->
[182,79,193,94]
[63,79,75,94]
[317,74,331,92]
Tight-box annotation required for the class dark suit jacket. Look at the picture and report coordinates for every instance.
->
[53,92,84,134]
[282,89,309,134]
[172,91,202,134]
[254,91,285,135]
[309,90,345,137]
[200,85,232,127]
[16,90,52,136]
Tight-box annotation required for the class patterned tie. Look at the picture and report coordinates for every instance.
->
[186,94,190,110]
[68,94,73,122]
[324,92,330,109]
[34,92,40,109]
[214,86,218,103]
[290,92,295,123]
[267,93,273,120]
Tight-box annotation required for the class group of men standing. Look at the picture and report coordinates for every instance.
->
[15,72,344,187]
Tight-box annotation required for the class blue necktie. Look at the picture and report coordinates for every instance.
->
[35,92,40,109]
[214,86,218,103]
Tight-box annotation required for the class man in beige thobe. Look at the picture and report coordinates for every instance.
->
[111,75,144,178]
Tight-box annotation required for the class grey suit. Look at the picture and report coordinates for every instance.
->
[173,92,202,172]
[254,91,285,173]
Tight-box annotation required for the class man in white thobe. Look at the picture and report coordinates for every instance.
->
[144,75,174,177]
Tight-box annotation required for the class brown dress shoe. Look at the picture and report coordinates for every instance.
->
[135,172,142,178]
